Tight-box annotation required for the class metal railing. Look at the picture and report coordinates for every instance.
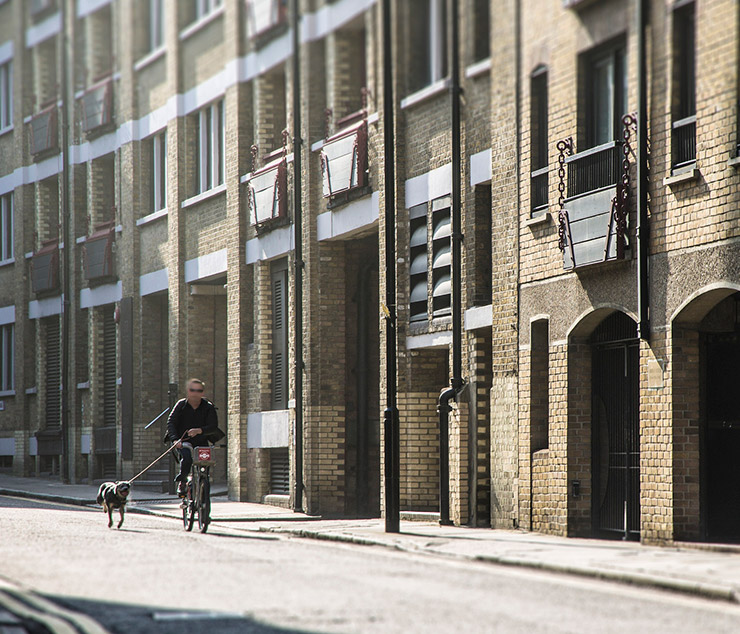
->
[672,115,696,168]
[530,166,549,212]
[565,141,621,198]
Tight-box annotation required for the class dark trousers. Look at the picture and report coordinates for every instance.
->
[175,445,192,483]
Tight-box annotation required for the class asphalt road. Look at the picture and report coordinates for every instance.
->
[2,495,740,633]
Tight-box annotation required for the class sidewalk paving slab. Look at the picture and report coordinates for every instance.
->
[3,474,740,605]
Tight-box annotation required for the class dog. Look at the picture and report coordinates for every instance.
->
[96,481,131,529]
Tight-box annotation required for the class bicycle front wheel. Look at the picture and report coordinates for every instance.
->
[183,483,195,532]
[197,477,210,533]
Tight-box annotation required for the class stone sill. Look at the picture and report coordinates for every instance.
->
[25,387,37,395]
[525,212,551,227]
[0,390,15,398]
[136,208,168,227]
[0,257,14,268]
[400,78,450,110]
[263,494,291,509]
[0,124,13,138]
[179,6,225,42]
[134,46,166,73]
[181,184,226,209]
[664,166,699,187]
[728,156,740,169]
[465,57,491,79]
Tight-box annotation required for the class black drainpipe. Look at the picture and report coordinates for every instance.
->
[356,263,371,515]
[382,0,400,534]
[291,0,304,512]
[60,0,71,483]
[438,0,463,527]
[636,0,649,341]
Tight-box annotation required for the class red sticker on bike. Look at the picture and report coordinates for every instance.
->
[197,448,211,461]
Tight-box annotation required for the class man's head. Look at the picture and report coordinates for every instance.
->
[186,378,205,405]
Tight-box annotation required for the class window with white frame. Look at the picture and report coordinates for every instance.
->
[0,60,12,130]
[148,0,164,52]
[150,131,167,211]
[0,323,13,392]
[196,0,223,20]
[195,100,225,194]
[408,0,447,94]
[0,193,12,262]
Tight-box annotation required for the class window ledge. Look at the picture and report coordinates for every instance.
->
[728,156,740,169]
[400,78,450,110]
[0,257,14,267]
[25,387,37,395]
[0,390,15,397]
[179,6,225,41]
[134,46,166,72]
[525,212,551,227]
[465,57,491,79]
[181,183,226,209]
[77,381,90,390]
[136,207,168,227]
[0,124,13,138]
[664,166,699,187]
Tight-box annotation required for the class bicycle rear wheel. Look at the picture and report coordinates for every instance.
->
[197,477,210,533]
[183,481,195,531]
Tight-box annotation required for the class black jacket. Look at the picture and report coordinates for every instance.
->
[166,398,221,446]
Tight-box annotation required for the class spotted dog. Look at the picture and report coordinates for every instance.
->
[96,481,131,529]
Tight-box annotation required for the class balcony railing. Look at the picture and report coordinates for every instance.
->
[672,115,696,168]
[566,141,621,198]
[530,166,548,213]
[246,0,287,40]
[83,222,116,281]
[29,106,58,157]
[320,115,368,200]
[79,78,113,134]
[247,154,287,226]
[31,238,60,295]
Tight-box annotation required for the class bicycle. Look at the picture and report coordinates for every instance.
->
[181,444,214,533]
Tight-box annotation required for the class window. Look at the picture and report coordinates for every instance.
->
[148,0,165,52]
[195,100,224,194]
[530,67,548,213]
[473,0,490,62]
[0,323,13,392]
[196,0,222,20]
[530,320,549,453]
[0,60,11,130]
[150,131,167,211]
[0,193,12,262]
[271,259,289,410]
[582,40,626,149]
[409,196,451,322]
[409,0,447,94]
[672,2,696,167]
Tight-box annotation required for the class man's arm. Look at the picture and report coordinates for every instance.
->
[166,399,185,442]
[201,402,218,435]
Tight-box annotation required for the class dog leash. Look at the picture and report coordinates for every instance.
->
[129,433,188,483]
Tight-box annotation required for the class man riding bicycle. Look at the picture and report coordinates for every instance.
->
[166,378,219,497]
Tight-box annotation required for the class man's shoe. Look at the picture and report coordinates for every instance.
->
[177,481,187,497]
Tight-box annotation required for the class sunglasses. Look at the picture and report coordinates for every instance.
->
[189,388,204,393]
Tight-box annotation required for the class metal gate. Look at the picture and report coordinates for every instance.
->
[591,312,639,540]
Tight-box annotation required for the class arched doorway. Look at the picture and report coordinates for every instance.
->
[700,294,740,541]
[590,311,639,540]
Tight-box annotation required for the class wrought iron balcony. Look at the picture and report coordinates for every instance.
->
[79,77,113,134]
[566,141,621,198]
[247,153,287,226]
[320,114,368,200]
[84,222,116,281]
[31,238,60,295]
[672,115,696,169]
[246,0,288,40]
[29,106,58,157]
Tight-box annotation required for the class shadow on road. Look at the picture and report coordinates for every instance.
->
[43,595,323,634]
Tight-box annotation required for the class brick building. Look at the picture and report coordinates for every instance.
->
[0,0,738,545]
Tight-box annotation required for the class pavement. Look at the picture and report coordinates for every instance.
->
[3,474,740,607]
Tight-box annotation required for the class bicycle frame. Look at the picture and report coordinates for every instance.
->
[181,445,213,533]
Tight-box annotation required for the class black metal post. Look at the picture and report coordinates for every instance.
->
[382,0,399,534]
[167,382,178,495]
[60,0,71,483]
[636,0,649,341]
[291,0,304,513]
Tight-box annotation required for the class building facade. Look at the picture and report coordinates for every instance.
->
[0,0,738,545]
